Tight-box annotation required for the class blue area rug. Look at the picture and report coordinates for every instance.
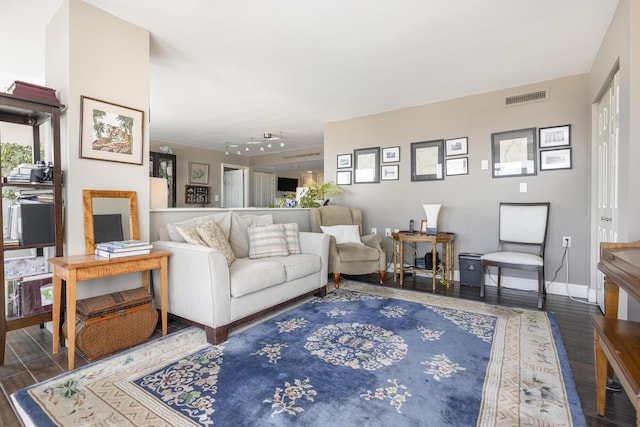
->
[12,282,585,426]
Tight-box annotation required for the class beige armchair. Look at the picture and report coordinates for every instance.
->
[310,206,386,287]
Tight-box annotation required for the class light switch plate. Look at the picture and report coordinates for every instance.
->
[520,183,527,193]
[481,160,489,170]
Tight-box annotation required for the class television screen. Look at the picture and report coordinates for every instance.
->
[277,177,298,192]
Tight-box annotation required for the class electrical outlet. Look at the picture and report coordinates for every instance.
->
[385,228,392,237]
[371,227,377,235]
[562,236,571,247]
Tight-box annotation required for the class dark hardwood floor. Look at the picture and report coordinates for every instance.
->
[0,274,636,426]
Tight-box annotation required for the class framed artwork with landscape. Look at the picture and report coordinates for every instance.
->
[354,147,380,183]
[410,139,444,181]
[80,96,144,165]
[491,128,536,178]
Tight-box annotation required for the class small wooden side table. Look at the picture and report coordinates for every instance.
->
[48,250,170,370]
[392,231,455,290]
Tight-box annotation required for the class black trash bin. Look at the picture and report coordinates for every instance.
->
[459,253,483,287]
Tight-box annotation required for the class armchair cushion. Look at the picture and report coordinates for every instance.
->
[320,224,363,245]
[336,243,381,262]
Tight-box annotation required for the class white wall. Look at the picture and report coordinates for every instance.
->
[45,0,150,297]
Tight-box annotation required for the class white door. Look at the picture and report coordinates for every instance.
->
[223,169,245,208]
[595,71,620,312]
[252,171,275,207]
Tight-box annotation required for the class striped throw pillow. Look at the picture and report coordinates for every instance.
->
[247,224,289,259]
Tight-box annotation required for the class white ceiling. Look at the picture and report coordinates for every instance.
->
[1,0,619,162]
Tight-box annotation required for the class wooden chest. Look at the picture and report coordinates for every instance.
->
[63,287,158,360]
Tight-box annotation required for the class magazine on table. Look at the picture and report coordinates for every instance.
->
[95,240,153,253]
[95,248,151,258]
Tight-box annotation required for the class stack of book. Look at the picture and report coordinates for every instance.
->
[95,240,153,258]
[6,164,38,183]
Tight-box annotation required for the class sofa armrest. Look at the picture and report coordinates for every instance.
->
[151,240,231,329]
[299,231,330,286]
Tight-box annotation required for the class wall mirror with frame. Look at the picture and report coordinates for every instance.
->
[82,189,139,254]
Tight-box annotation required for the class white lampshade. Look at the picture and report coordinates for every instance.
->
[422,204,442,235]
[150,177,169,209]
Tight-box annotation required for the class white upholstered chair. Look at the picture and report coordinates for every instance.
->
[480,202,550,309]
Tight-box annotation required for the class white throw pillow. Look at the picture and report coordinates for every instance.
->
[320,224,363,245]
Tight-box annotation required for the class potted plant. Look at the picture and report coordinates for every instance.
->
[299,181,343,208]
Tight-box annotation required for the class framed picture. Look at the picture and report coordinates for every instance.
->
[354,147,380,183]
[80,96,144,165]
[189,162,209,184]
[491,128,537,178]
[381,146,400,163]
[336,170,352,185]
[420,220,428,234]
[539,124,571,148]
[381,164,399,180]
[337,153,352,169]
[540,147,572,170]
[446,157,469,176]
[410,139,444,181]
[445,137,468,156]
[185,185,211,204]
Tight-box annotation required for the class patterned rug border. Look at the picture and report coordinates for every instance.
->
[11,280,586,426]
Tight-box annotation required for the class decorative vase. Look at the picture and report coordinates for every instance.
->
[422,204,442,235]
[285,198,297,208]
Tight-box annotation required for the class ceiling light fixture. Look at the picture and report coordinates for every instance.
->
[263,132,280,140]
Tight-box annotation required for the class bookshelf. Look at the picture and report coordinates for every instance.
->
[0,89,64,365]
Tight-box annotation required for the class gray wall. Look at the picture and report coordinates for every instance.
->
[324,74,591,293]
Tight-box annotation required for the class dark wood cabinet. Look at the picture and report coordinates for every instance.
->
[149,151,176,207]
[0,91,64,365]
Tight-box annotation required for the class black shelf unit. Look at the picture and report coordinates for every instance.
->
[0,92,64,365]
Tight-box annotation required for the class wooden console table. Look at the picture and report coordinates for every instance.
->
[49,250,170,370]
[592,241,640,425]
[392,231,455,290]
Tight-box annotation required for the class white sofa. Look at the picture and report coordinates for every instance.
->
[151,211,329,344]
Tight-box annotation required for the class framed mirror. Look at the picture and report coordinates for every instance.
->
[83,189,139,254]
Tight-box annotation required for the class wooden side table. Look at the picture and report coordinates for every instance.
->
[392,231,455,290]
[48,250,170,370]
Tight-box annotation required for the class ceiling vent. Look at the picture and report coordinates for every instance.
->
[505,89,548,106]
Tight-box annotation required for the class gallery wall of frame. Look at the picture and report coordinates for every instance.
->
[335,124,571,188]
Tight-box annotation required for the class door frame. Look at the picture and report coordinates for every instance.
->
[221,163,249,208]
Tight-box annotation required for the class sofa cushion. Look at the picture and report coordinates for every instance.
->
[281,223,302,254]
[175,225,208,247]
[166,212,232,243]
[230,212,273,257]
[320,224,363,245]
[278,253,321,281]
[229,258,286,297]
[248,224,289,259]
[196,221,236,266]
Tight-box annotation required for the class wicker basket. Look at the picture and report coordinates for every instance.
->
[63,287,158,360]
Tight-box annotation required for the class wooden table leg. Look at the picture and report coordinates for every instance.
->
[393,238,398,283]
[399,241,404,287]
[431,244,437,291]
[593,328,607,416]
[160,256,168,336]
[52,269,62,355]
[66,270,77,370]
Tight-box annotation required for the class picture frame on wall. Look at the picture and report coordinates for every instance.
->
[410,139,444,181]
[491,128,537,178]
[337,153,352,169]
[80,96,144,165]
[539,124,571,148]
[336,170,352,185]
[446,157,468,176]
[354,147,380,183]
[540,147,572,170]
[381,146,400,163]
[189,162,209,184]
[381,164,399,180]
[445,137,468,156]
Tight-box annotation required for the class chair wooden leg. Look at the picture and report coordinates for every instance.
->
[497,267,502,294]
[379,270,385,285]
[333,273,340,288]
[537,269,545,310]
[480,264,486,298]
